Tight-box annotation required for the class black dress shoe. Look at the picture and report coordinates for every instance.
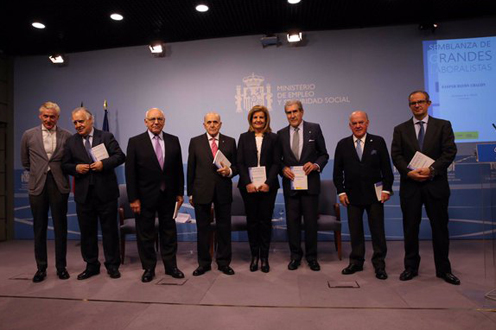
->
[218,265,235,275]
[288,259,301,270]
[399,268,418,281]
[249,256,259,272]
[141,269,155,283]
[375,268,388,280]
[57,268,70,280]
[341,264,363,275]
[308,260,321,271]
[260,258,270,273]
[32,270,46,283]
[192,265,211,276]
[165,267,185,279]
[436,272,460,285]
[77,269,100,280]
[107,268,121,279]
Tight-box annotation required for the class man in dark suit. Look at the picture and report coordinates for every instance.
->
[187,112,238,276]
[333,111,393,280]
[62,107,125,280]
[391,90,460,285]
[21,101,72,282]
[125,108,185,282]
[277,100,329,271]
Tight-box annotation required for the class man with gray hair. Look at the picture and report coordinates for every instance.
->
[333,110,393,280]
[21,101,72,282]
[62,107,125,280]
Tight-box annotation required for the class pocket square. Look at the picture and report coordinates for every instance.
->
[309,139,315,142]
[371,150,377,155]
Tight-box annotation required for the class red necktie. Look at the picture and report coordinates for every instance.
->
[211,138,218,157]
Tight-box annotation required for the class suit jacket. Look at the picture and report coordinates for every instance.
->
[21,125,72,195]
[277,121,329,196]
[391,116,457,199]
[62,128,126,204]
[237,131,280,191]
[125,131,184,207]
[187,133,238,204]
[333,133,394,205]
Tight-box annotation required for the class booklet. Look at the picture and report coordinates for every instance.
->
[212,150,231,169]
[249,166,267,187]
[290,166,308,190]
[91,143,109,161]
[407,151,435,170]
[374,181,383,201]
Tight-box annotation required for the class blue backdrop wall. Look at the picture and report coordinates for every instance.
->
[12,17,496,241]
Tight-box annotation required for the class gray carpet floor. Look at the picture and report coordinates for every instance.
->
[0,239,495,330]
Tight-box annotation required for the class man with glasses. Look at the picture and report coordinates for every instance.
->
[333,111,393,280]
[62,107,125,280]
[391,90,460,285]
[126,108,185,282]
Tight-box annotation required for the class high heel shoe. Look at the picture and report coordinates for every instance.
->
[249,256,259,272]
[260,258,270,273]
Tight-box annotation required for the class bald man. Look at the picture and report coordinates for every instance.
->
[126,108,185,282]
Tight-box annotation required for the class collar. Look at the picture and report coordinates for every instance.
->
[353,133,367,144]
[148,130,163,140]
[41,125,57,132]
[208,133,219,141]
[413,115,429,125]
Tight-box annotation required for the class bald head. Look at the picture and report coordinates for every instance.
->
[348,110,369,139]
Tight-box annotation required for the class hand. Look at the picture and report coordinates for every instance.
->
[258,183,270,193]
[302,162,317,175]
[130,199,141,214]
[407,168,430,182]
[90,161,103,172]
[380,192,390,203]
[76,164,90,174]
[339,193,349,207]
[176,195,184,209]
[246,183,258,193]
[217,162,231,177]
[189,196,194,207]
[283,166,295,180]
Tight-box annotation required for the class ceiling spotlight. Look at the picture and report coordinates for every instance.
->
[260,34,279,48]
[418,22,438,32]
[288,0,301,4]
[110,13,124,21]
[196,4,209,12]
[32,22,46,29]
[287,31,303,43]
[149,42,165,57]
[49,54,67,66]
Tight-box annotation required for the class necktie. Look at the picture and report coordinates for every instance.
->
[211,138,218,158]
[154,135,164,169]
[417,121,425,150]
[292,127,300,161]
[356,138,363,161]
[43,129,54,160]
[84,136,95,162]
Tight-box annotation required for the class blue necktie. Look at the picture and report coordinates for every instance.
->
[356,139,363,161]
[417,121,425,150]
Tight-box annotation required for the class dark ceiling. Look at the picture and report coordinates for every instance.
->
[1,0,495,56]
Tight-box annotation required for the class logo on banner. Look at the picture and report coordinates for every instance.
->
[235,73,273,113]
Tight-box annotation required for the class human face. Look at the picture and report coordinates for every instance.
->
[145,109,165,135]
[251,111,266,133]
[72,110,93,136]
[409,92,431,120]
[39,108,59,130]
[203,113,222,137]
[285,104,304,128]
[349,111,369,139]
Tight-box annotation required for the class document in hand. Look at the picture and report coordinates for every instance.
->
[290,166,308,190]
[249,166,267,187]
[212,150,231,169]
[407,151,435,170]
[91,143,109,161]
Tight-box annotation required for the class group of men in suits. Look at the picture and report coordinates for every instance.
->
[22,90,459,285]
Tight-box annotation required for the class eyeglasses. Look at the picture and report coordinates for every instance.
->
[409,100,428,106]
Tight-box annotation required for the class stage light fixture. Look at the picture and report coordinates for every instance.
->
[287,31,303,43]
[32,22,46,29]
[260,34,279,48]
[196,4,209,12]
[110,13,124,21]
[288,0,301,4]
[49,54,67,66]
[149,42,165,57]
[418,22,438,32]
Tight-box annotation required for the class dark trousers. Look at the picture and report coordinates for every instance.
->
[240,188,277,259]
[347,203,387,270]
[400,186,452,273]
[194,193,232,267]
[29,172,68,271]
[284,192,319,262]
[75,187,121,271]
[135,191,178,271]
